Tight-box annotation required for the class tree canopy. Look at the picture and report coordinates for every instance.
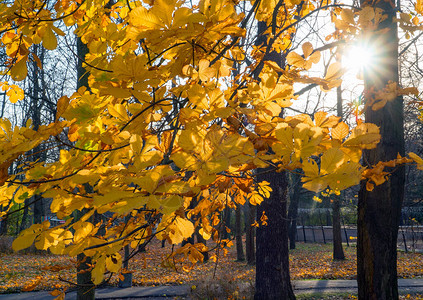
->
[1,0,423,294]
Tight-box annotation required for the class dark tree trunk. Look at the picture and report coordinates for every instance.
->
[194,228,209,262]
[255,169,295,300]
[32,194,44,225]
[245,202,256,265]
[0,212,8,235]
[332,197,345,260]
[76,37,95,300]
[77,253,95,300]
[254,20,295,300]
[30,45,44,226]
[235,203,245,261]
[222,206,232,239]
[19,199,30,233]
[332,81,344,260]
[288,172,301,250]
[357,0,404,298]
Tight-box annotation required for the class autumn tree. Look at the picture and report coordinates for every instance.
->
[356,0,419,298]
[0,0,422,298]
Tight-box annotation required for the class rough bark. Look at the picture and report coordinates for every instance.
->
[222,206,232,240]
[76,37,95,300]
[254,20,295,300]
[332,197,345,260]
[332,84,344,260]
[357,0,405,298]
[255,169,295,300]
[288,172,301,250]
[245,202,256,265]
[235,203,245,261]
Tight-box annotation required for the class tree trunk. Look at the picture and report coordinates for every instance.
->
[288,172,301,250]
[222,206,232,240]
[332,197,345,260]
[245,202,256,265]
[76,37,96,300]
[0,212,8,235]
[235,203,245,261]
[357,0,405,298]
[332,82,344,260]
[255,169,295,300]
[19,199,30,233]
[254,20,295,300]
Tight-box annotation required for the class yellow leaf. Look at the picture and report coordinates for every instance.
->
[198,59,215,82]
[6,84,24,103]
[205,158,229,174]
[320,148,345,175]
[331,122,349,140]
[341,9,355,24]
[302,42,313,58]
[249,192,264,205]
[12,223,43,251]
[92,256,106,285]
[409,152,423,170]
[286,51,305,68]
[258,181,272,198]
[51,25,65,36]
[343,123,380,149]
[56,96,70,119]
[129,6,162,30]
[74,222,94,243]
[43,26,58,50]
[302,159,319,178]
[325,62,344,81]
[10,56,28,81]
[199,228,211,240]
[106,253,122,273]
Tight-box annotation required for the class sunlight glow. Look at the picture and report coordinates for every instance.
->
[343,44,376,77]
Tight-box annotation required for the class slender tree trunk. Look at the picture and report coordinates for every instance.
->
[255,169,295,300]
[194,228,209,262]
[288,172,301,249]
[76,37,96,300]
[332,196,345,260]
[19,199,30,232]
[222,206,232,239]
[357,0,404,298]
[235,203,245,261]
[332,84,344,260]
[0,211,8,235]
[245,202,256,265]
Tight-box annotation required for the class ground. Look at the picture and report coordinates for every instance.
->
[0,241,422,298]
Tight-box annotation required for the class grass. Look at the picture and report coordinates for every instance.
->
[0,240,422,299]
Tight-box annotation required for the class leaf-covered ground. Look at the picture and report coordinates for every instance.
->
[1,241,422,294]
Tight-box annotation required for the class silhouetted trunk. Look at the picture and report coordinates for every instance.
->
[255,169,295,300]
[245,202,255,265]
[332,197,345,260]
[30,45,45,225]
[222,206,232,239]
[19,199,30,232]
[357,0,405,298]
[0,210,8,235]
[288,172,301,249]
[76,37,95,300]
[32,194,43,225]
[235,203,245,261]
[332,83,344,260]
[194,228,209,262]
[254,20,295,300]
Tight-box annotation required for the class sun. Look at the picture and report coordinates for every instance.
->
[342,44,376,77]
